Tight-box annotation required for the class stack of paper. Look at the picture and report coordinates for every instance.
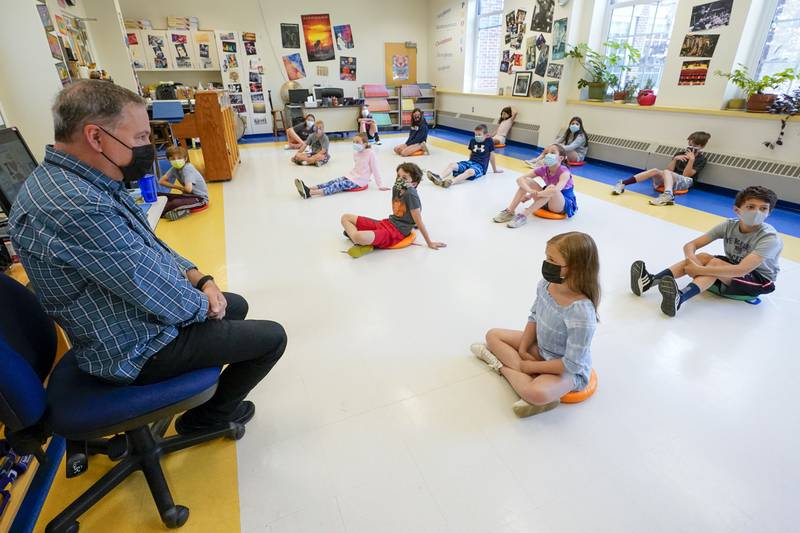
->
[401,98,415,111]
[373,113,393,126]
[401,85,422,97]
[365,98,390,111]
[363,84,389,97]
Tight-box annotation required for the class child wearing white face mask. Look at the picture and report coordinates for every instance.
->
[294,133,388,198]
[357,105,381,144]
[630,186,783,317]
[158,145,208,218]
[426,124,501,188]
[494,144,578,228]
[285,114,317,150]
[525,116,589,168]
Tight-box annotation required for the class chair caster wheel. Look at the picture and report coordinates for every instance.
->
[161,505,189,528]
[228,422,246,441]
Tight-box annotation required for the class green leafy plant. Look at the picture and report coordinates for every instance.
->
[623,77,639,100]
[715,64,798,96]
[566,41,642,90]
[641,78,655,91]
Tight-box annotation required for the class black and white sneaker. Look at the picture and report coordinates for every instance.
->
[426,170,443,186]
[658,276,681,317]
[630,260,654,296]
[294,178,310,199]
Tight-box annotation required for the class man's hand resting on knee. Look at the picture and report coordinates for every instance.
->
[203,281,227,320]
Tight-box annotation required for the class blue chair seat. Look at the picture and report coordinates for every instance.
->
[47,352,220,439]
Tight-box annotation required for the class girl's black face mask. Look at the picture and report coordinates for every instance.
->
[541,260,565,284]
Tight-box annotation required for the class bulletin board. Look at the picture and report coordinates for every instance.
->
[384,42,417,86]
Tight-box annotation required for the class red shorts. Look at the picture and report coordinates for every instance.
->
[355,216,405,249]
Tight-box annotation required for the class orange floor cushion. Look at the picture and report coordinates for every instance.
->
[655,185,689,195]
[408,150,425,156]
[561,369,598,404]
[388,231,417,249]
[344,185,368,192]
[533,208,567,220]
[494,143,506,148]
[567,161,585,167]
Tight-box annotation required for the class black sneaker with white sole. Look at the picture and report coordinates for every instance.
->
[658,276,681,317]
[294,178,310,199]
[630,260,654,296]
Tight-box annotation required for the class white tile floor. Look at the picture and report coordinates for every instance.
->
[228,137,799,533]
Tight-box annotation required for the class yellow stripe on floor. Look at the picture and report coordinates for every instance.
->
[428,136,800,262]
[34,150,241,533]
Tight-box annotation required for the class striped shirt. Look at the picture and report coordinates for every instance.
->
[528,279,596,389]
[9,146,208,383]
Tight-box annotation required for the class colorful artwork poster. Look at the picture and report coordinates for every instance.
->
[37,4,54,31]
[680,34,720,57]
[47,33,63,60]
[513,53,523,67]
[230,94,244,105]
[546,63,563,79]
[55,61,70,87]
[529,80,544,98]
[535,45,549,77]
[232,104,247,114]
[252,102,267,114]
[301,14,335,62]
[222,41,237,53]
[283,52,306,80]
[340,56,356,81]
[546,81,559,102]
[531,0,554,33]
[171,33,187,44]
[242,32,256,42]
[55,15,67,35]
[219,32,235,41]
[251,93,265,102]
[690,0,732,31]
[228,83,242,93]
[552,18,567,60]
[678,59,710,86]
[244,40,257,55]
[127,32,138,46]
[224,53,238,69]
[525,37,537,70]
[280,23,300,48]
[500,60,510,73]
[333,24,354,50]
[199,43,209,58]
[392,54,409,80]
[248,71,260,83]
[250,82,263,93]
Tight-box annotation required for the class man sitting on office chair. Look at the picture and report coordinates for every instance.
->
[8,80,286,434]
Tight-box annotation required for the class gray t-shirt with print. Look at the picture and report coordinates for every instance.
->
[307,132,330,155]
[705,218,783,281]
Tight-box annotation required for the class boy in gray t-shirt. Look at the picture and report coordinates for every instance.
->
[292,120,331,167]
[628,186,783,317]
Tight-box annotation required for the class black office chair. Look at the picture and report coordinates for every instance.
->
[0,273,244,532]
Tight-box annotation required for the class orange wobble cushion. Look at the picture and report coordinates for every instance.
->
[344,185,368,192]
[655,185,688,195]
[494,143,506,148]
[388,231,417,249]
[409,150,425,156]
[533,208,567,220]
[567,160,585,167]
[561,369,598,404]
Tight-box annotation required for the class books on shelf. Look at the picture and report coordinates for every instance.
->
[401,84,422,97]
[373,113,393,126]
[365,98,390,112]
[363,84,389,97]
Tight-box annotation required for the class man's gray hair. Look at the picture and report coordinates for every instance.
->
[53,80,145,142]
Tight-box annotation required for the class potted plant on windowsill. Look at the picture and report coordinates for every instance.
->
[763,88,800,149]
[566,42,641,101]
[715,64,798,113]
[617,77,638,103]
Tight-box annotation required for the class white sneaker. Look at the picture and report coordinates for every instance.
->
[507,213,528,228]
[512,399,560,418]
[649,192,675,206]
[284,144,292,150]
[612,181,625,195]
[470,343,503,374]
[301,161,309,166]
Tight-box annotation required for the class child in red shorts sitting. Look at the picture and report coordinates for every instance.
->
[340,162,446,258]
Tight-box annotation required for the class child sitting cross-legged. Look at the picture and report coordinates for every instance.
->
[471,232,600,418]
[630,186,783,317]
[493,144,577,228]
[426,124,503,188]
[292,120,330,166]
[340,162,446,258]
[295,133,388,198]
[612,131,710,205]
[158,145,208,219]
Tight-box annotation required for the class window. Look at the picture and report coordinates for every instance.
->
[469,0,504,93]
[605,0,678,92]
[756,0,800,93]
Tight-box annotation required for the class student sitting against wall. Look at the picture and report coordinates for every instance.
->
[630,186,783,317]
[284,113,316,150]
[394,108,429,157]
[426,124,502,188]
[292,120,330,166]
[490,106,517,146]
[158,145,208,219]
[612,131,710,206]
[525,116,589,168]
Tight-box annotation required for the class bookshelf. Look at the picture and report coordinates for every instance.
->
[360,84,437,131]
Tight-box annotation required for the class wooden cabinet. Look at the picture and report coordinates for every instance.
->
[195,91,239,182]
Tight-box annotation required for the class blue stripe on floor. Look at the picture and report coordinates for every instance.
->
[429,126,800,238]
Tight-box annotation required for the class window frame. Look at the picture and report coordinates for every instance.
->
[601,0,678,93]
[754,0,800,94]
[468,0,505,94]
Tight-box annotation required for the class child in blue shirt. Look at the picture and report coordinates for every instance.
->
[471,231,600,418]
[426,124,502,188]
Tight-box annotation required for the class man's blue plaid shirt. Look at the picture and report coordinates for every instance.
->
[9,146,208,383]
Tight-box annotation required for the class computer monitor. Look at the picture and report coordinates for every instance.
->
[288,89,310,105]
[0,127,38,215]
[314,87,344,100]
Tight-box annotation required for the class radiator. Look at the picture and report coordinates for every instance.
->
[436,110,540,146]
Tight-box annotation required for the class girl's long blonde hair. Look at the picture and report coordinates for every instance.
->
[548,232,600,314]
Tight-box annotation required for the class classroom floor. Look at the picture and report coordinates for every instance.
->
[33,133,800,533]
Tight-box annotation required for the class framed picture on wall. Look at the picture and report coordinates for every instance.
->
[513,71,533,97]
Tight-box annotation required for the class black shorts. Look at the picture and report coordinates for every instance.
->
[713,255,776,297]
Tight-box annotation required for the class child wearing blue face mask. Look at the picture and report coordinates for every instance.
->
[294,133,388,198]
[471,231,599,418]
[494,144,577,227]
[630,186,783,317]
[525,116,589,168]
[426,124,502,188]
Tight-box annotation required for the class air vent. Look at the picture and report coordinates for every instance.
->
[588,134,650,152]
[459,114,494,123]
[655,144,800,178]
[513,122,540,132]
[437,110,457,117]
